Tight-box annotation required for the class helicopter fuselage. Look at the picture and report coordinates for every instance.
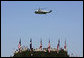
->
[35,9,52,14]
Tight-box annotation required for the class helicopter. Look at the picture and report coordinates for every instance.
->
[34,8,52,14]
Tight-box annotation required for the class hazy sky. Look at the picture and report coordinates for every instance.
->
[1,1,83,57]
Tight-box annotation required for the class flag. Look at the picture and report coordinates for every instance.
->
[57,39,60,53]
[58,39,60,47]
[40,40,42,50]
[18,39,21,49]
[57,43,59,53]
[30,38,32,50]
[64,40,66,51]
[48,40,50,53]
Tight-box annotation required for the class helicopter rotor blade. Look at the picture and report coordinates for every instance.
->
[38,7,46,9]
[34,7,48,10]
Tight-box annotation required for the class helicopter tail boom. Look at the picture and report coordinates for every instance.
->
[49,10,52,13]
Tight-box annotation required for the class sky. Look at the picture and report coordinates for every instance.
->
[1,1,83,57]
